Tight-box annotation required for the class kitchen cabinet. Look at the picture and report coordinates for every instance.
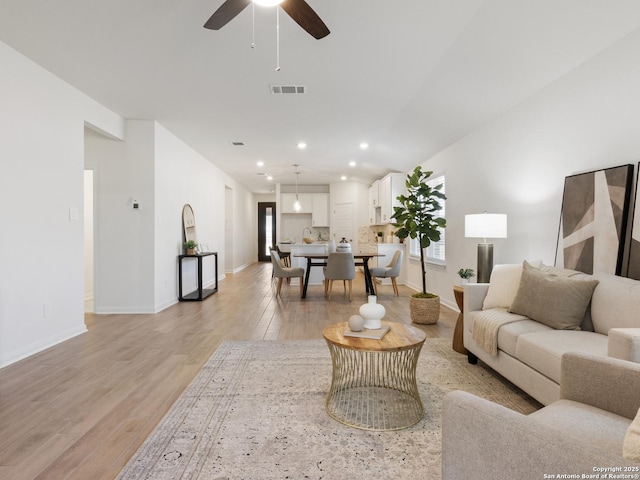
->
[281,193,312,213]
[370,180,380,207]
[311,193,329,226]
[369,182,380,225]
[379,173,405,224]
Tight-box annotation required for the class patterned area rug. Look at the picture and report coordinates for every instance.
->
[117,338,539,479]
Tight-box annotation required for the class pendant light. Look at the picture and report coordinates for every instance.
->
[293,164,301,212]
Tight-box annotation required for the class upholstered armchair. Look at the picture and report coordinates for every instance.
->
[442,352,640,479]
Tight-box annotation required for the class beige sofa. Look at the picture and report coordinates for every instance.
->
[463,261,640,406]
[442,352,640,479]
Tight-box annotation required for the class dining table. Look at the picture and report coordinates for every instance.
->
[293,252,383,299]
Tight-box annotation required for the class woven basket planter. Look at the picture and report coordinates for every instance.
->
[410,295,440,325]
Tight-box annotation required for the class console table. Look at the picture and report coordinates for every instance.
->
[178,252,218,301]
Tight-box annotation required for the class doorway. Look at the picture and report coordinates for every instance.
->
[258,202,276,262]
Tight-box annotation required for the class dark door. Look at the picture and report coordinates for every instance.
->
[258,202,276,262]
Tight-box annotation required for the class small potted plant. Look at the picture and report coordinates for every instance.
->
[184,240,198,255]
[457,268,475,284]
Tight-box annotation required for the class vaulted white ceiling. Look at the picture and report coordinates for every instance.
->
[2,0,640,192]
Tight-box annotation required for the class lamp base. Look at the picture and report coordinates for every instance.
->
[477,243,494,283]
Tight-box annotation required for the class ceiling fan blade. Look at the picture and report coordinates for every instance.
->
[280,0,330,39]
[204,0,252,30]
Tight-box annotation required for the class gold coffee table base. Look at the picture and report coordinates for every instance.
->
[323,321,426,431]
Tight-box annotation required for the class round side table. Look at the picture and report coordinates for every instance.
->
[322,321,426,431]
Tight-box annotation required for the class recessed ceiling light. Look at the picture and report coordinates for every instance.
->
[257,160,264,167]
[359,143,369,150]
[341,175,347,181]
[297,142,307,149]
[349,160,356,167]
[267,175,273,181]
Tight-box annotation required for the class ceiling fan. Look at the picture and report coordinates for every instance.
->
[204,0,330,40]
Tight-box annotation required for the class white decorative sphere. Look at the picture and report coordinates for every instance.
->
[348,314,365,332]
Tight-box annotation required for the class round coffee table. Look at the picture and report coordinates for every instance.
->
[322,321,426,431]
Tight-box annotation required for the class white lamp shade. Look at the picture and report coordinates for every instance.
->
[465,213,507,239]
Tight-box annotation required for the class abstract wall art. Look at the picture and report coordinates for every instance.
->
[555,164,633,275]
[627,164,640,280]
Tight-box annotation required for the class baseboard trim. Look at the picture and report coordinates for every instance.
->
[0,325,88,369]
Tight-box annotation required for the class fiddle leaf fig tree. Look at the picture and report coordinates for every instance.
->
[392,166,446,297]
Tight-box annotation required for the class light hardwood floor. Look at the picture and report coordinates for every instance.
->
[0,262,457,480]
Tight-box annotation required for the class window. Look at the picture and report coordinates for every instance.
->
[409,173,446,265]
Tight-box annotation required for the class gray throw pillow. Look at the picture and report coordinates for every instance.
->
[508,261,599,330]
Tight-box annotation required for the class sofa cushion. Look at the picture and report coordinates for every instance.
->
[624,406,640,462]
[509,261,598,330]
[529,399,631,458]
[515,331,608,383]
[482,261,542,310]
[497,319,553,357]
[591,272,640,335]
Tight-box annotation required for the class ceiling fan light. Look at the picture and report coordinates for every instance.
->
[253,0,283,6]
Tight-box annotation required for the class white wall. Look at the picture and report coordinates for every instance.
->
[0,39,255,367]
[85,121,157,313]
[85,120,256,314]
[0,41,124,367]
[409,29,640,309]
[154,122,236,308]
[83,170,94,311]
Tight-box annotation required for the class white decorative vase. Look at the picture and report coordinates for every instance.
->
[348,314,365,332]
[460,278,469,285]
[359,295,385,330]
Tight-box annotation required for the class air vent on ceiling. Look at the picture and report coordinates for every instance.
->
[231,141,245,146]
[270,85,306,94]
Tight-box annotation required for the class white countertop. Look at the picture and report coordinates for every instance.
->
[279,242,327,253]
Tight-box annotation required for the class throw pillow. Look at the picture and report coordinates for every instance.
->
[624,406,640,462]
[508,261,598,330]
[482,261,543,310]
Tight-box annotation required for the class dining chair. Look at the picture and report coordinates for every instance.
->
[323,252,356,300]
[271,250,304,297]
[275,245,291,267]
[369,250,402,296]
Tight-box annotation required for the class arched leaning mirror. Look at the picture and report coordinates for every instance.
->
[182,204,197,244]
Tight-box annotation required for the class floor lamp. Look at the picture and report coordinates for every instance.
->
[465,213,507,283]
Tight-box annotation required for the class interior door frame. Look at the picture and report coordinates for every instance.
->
[258,202,277,262]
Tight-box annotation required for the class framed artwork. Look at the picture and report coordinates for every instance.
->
[627,164,640,280]
[555,164,633,275]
